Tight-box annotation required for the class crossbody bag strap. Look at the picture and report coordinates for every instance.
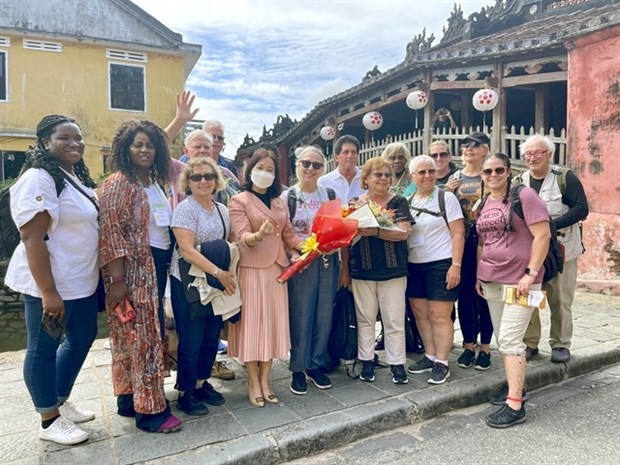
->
[214,203,226,240]
[61,172,99,213]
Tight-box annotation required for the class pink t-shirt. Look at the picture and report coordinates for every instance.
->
[476,187,549,284]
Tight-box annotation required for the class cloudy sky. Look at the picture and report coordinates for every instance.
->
[132,0,490,159]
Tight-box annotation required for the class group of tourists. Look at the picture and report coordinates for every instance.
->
[6,92,588,445]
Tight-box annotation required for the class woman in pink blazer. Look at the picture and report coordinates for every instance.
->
[229,143,303,407]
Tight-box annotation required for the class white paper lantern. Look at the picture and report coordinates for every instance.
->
[319,126,335,141]
[294,147,303,158]
[472,88,499,112]
[362,111,383,131]
[406,90,428,110]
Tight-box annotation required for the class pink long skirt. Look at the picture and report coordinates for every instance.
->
[228,263,291,362]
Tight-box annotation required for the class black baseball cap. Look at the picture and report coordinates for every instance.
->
[461,131,490,145]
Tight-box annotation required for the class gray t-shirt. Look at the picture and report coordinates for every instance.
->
[169,195,230,280]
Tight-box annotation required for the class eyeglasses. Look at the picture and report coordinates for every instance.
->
[212,135,225,141]
[523,149,548,158]
[189,172,217,182]
[388,155,407,161]
[481,167,507,176]
[461,141,482,149]
[371,172,392,179]
[430,152,450,159]
[300,160,324,170]
[415,169,436,176]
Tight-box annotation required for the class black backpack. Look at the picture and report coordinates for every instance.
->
[287,187,336,218]
[509,185,564,282]
[328,287,358,361]
[0,184,19,260]
[479,185,564,282]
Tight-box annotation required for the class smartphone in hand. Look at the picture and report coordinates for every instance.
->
[114,298,136,324]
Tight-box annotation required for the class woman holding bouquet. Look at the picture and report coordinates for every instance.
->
[229,143,304,407]
[281,147,339,395]
[341,157,414,384]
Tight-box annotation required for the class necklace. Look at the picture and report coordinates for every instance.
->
[389,171,408,195]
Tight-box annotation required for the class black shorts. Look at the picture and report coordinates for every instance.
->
[406,259,460,301]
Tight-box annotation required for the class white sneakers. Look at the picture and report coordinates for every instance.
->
[39,416,89,445]
[39,402,95,445]
[59,401,96,423]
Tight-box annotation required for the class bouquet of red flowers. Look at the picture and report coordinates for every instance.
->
[277,199,359,283]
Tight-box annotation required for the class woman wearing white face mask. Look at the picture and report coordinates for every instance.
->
[228,143,304,408]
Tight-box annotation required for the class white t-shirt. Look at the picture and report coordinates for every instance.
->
[145,183,172,250]
[5,168,99,300]
[280,186,329,239]
[407,188,463,263]
[318,167,366,205]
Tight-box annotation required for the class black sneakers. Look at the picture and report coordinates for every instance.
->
[176,390,209,416]
[407,356,434,374]
[551,347,571,363]
[195,382,225,406]
[391,364,408,384]
[359,360,376,382]
[474,351,491,370]
[306,369,332,389]
[485,403,526,428]
[427,362,450,385]
[290,372,308,395]
[457,349,476,368]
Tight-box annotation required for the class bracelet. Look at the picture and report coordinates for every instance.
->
[452,262,462,267]
[212,267,220,278]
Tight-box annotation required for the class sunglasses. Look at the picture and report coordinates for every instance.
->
[430,152,450,159]
[461,141,482,149]
[416,169,436,176]
[481,167,507,176]
[300,160,324,170]
[212,135,225,141]
[371,172,392,179]
[189,172,217,182]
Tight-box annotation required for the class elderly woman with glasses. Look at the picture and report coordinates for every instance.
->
[169,157,236,416]
[281,146,339,395]
[340,157,414,385]
[381,142,416,197]
[447,131,494,372]
[405,156,465,385]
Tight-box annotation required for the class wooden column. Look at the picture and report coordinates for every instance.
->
[535,87,546,132]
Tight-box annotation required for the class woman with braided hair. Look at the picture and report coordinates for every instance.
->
[475,152,550,428]
[5,115,99,445]
[98,119,181,433]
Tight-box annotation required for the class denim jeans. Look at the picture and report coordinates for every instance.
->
[170,276,223,392]
[23,293,98,413]
[287,254,339,373]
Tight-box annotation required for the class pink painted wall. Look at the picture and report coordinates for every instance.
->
[567,25,620,293]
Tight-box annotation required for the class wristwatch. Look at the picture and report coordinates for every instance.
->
[106,275,124,285]
[525,268,538,277]
[213,267,220,278]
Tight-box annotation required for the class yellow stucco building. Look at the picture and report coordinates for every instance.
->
[0,0,201,178]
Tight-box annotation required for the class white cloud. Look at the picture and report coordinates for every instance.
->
[132,0,491,158]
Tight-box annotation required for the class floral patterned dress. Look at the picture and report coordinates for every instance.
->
[99,172,167,415]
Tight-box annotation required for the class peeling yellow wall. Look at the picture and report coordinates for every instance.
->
[0,35,186,176]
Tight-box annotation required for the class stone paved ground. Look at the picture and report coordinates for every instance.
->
[0,290,619,465]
